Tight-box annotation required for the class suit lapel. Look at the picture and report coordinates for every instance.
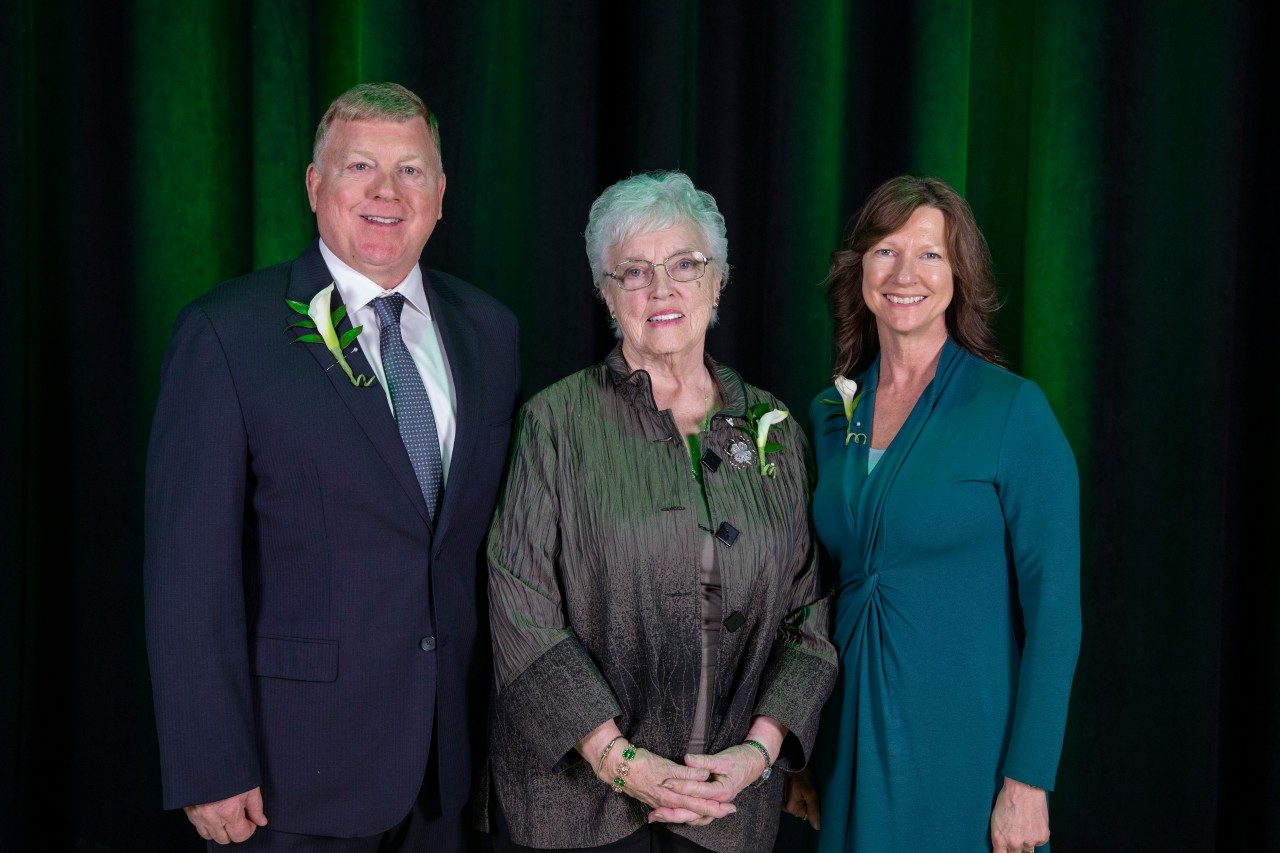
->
[285,244,435,529]
[426,270,482,550]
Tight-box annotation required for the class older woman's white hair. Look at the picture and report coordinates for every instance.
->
[585,171,731,313]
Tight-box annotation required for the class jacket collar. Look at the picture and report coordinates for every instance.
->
[604,343,747,418]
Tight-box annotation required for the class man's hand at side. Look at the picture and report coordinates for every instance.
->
[184,787,268,844]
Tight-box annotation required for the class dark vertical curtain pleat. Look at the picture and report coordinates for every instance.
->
[5,1,1275,849]
[1220,6,1280,846]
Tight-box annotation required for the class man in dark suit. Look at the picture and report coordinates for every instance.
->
[144,82,519,850]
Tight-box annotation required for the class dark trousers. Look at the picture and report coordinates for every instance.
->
[490,792,708,853]
[212,731,470,852]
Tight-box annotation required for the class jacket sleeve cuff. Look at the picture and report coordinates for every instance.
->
[496,635,622,771]
[753,645,837,771]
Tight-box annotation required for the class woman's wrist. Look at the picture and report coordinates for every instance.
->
[576,718,623,781]
[741,739,771,776]
[1002,776,1044,794]
[745,715,787,765]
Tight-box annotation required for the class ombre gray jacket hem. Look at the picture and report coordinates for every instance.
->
[483,348,836,852]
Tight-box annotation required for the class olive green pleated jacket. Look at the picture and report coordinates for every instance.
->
[485,347,837,852]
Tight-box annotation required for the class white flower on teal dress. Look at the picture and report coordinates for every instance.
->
[833,375,865,445]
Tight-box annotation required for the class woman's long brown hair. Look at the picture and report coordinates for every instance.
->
[827,175,1003,378]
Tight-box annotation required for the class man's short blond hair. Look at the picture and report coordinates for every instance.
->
[312,82,442,169]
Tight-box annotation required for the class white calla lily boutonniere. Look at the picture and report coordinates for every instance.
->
[821,375,866,445]
[741,402,789,477]
[833,375,865,445]
[286,284,375,387]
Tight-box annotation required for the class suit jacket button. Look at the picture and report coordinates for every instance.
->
[420,636,436,651]
[723,611,746,632]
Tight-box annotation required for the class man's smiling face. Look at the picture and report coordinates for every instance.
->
[305,117,447,287]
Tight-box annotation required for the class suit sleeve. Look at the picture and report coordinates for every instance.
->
[144,303,261,809]
[995,381,1082,790]
[752,422,838,770]
[486,406,622,771]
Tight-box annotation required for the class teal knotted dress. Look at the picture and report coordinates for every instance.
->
[808,339,1081,852]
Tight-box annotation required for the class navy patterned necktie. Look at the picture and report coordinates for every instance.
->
[373,293,443,522]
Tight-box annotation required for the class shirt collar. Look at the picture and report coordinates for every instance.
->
[318,239,431,320]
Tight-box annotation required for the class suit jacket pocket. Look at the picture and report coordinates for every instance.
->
[488,418,513,445]
[250,634,338,682]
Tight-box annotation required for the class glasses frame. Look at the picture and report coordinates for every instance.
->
[603,250,714,291]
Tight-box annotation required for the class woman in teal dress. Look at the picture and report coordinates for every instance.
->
[784,176,1080,853]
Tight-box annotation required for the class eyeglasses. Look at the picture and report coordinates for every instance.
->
[604,251,713,291]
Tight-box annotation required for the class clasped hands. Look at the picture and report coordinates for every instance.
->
[595,743,767,827]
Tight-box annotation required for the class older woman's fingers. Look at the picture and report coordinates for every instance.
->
[660,791,736,818]
[661,777,732,801]
[649,807,719,827]
[664,761,712,781]
[656,789,736,818]
[683,751,731,775]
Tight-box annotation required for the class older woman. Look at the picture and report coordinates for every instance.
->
[486,171,836,853]
[788,176,1081,853]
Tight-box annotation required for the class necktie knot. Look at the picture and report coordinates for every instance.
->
[373,293,407,327]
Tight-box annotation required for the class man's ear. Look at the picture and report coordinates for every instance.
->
[305,163,320,213]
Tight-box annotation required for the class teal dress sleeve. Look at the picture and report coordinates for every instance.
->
[995,381,1082,789]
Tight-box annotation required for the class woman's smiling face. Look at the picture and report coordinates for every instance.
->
[604,222,722,367]
[861,206,953,342]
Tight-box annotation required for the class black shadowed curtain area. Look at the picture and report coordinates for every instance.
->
[3,1,1276,850]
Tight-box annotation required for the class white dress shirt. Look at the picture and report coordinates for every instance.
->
[319,240,457,483]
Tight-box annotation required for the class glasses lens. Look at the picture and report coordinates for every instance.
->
[666,252,707,282]
[615,260,654,290]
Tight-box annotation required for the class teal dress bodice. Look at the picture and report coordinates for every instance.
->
[807,339,1081,852]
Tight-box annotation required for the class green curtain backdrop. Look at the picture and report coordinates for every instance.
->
[4,1,1275,849]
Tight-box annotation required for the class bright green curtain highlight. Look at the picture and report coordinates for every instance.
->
[909,0,973,190]
[767,0,849,392]
[1020,0,1103,457]
[132,1,248,404]
[251,1,316,270]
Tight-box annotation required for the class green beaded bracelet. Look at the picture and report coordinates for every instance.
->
[611,744,639,793]
[744,739,774,787]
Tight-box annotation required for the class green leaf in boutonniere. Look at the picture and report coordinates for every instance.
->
[286,283,375,387]
[740,401,789,477]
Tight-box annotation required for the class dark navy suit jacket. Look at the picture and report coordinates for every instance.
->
[144,242,519,837]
